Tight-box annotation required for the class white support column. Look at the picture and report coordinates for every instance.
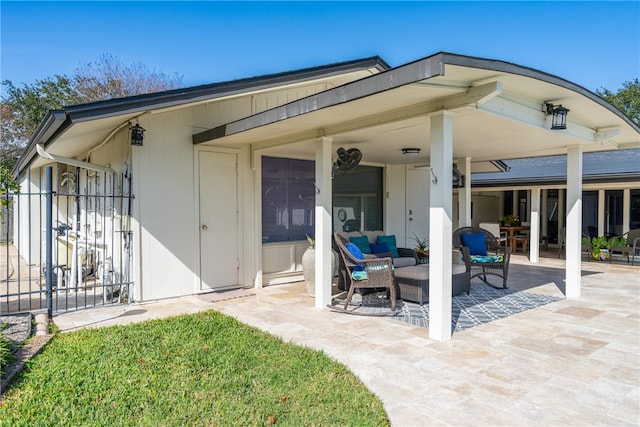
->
[623,189,631,234]
[566,146,583,298]
[315,136,333,309]
[530,188,540,263]
[457,157,472,227]
[429,111,454,342]
[253,150,263,288]
[598,189,605,237]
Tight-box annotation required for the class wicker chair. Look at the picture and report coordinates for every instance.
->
[334,233,397,311]
[610,229,640,265]
[453,226,511,289]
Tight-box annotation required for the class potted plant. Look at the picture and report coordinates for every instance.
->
[499,215,521,227]
[301,235,316,296]
[301,234,335,297]
[411,234,429,258]
[591,235,611,261]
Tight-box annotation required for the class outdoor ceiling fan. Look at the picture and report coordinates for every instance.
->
[332,147,362,177]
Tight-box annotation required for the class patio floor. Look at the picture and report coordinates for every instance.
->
[53,253,640,426]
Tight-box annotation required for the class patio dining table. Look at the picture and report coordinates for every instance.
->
[500,225,530,252]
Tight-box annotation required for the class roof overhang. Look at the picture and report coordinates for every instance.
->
[193,52,640,167]
[14,56,390,175]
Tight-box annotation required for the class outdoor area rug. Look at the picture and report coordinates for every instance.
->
[330,284,563,332]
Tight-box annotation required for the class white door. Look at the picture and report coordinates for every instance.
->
[199,151,239,290]
[406,168,430,247]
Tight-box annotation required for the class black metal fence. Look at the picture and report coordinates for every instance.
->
[1,165,132,317]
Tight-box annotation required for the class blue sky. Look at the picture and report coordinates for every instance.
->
[1,1,638,93]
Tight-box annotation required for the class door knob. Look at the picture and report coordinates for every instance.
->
[201,224,208,231]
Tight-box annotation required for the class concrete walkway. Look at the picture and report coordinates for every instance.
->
[54,255,639,426]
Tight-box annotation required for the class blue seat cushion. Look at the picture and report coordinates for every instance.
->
[377,235,400,258]
[470,255,503,263]
[460,233,488,256]
[349,235,372,254]
[351,268,368,281]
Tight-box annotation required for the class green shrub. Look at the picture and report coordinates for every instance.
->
[0,325,16,378]
[611,236,627,247]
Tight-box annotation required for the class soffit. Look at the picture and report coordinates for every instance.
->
[197,58,640,167]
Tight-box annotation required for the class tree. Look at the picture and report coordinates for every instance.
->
[72,54,183,101]
[596,78,640,125]
[1,54,183,162]
[1,75,80,161]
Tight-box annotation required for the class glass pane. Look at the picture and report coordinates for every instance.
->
[504,191,513,216]
[333,166,383,232]
[606,190,623,237]
[546,189,559,244]
[289,159,315,241]
[582,191,598,238]
[262,157,314,243]
[631,190,640,230]
[262,157,289,243]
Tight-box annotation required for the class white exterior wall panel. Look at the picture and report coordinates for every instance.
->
[134,111,199,300]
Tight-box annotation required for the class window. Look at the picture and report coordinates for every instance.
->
[582,191,598,238]
[630,190,640,230]
[333,166,383,232]
[503,191,513,216]
[605,190,624,237]
[261,157,384,242]
[262,157,314,243]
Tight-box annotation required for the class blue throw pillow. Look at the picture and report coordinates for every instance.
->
[377,235,400,258]
[345,242,365,260]
[370,243,389,255]
[460,233,488,256]
[349,235,372,254]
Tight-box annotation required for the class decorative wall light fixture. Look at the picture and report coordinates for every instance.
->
[130,122,146,146]
[544,103,570,130]
[402,148,421,155]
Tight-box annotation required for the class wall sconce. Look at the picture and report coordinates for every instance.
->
[402,148,421,155]
[452,164,465,188]
[544,103,570,130]
[130,123,145,146]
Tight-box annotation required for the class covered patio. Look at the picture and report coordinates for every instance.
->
[193,52,640,341]
[53,253,640,425]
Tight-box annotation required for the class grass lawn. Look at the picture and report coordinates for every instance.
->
[0,311,388,426]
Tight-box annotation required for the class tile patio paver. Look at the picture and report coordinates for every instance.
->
[54,256,640,426]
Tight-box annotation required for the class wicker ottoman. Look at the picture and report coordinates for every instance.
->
[395,264,470,305]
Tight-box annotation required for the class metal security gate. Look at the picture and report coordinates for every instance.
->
[1,164,133,317]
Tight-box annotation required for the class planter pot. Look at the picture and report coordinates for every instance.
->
[301,248,335,297]
[592,248,611,261]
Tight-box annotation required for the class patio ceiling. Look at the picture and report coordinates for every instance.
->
[193,52,640,168]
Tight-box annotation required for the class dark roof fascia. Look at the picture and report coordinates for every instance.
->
[439,52,640,133]
[472,173,640,188]
[63,56,390,122]
[13,110,70,176]
[193,53,448,144]
[194,51,640,145]
[14,56,390,175]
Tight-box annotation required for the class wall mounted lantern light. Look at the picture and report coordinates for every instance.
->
[130,122,146,146]
[544,103,570,130]
[402,148,421,155]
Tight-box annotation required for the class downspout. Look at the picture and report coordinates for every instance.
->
[36,144,116,175]
[85,120,131,163]
[85,112,148,163]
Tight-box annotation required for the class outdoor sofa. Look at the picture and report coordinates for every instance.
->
[334,230,471,305]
